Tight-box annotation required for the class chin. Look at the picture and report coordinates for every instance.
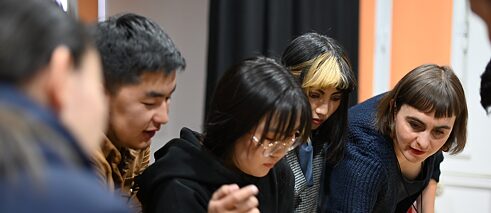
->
[246,169,269,178]
[404,152,425,164]
[130,141,151,150]
[255,170,270,177]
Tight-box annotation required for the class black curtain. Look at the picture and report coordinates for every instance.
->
[206,0,359,118]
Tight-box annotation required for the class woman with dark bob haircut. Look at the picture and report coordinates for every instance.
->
[136,57,312,213]
[321,64,468,212]
[281,33,356,212]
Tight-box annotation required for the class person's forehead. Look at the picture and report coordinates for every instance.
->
[398,105,456,124]
[256,114,301,132]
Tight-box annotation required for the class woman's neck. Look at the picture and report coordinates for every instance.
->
[394,148,423,180]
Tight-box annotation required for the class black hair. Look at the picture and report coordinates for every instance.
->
[203,57,312,164]
[0,0,91,84]
[481,58,491,113]
[93,13,186,94]
[281,32,356,165]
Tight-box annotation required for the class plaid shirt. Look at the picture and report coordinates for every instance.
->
[91,136,150,212]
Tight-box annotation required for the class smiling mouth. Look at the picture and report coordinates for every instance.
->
[143,130,156,141]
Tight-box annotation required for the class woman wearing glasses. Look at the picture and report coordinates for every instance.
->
[136,57,311,213]
[280,33,356,212]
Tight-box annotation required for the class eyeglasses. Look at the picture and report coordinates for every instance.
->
[251,132,302,157]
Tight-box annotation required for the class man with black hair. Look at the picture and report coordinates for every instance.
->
[91,13,185,209]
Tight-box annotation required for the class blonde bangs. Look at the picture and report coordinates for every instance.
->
[301,53,351,90]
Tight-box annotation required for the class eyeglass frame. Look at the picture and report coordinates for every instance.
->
[251,132,302,157]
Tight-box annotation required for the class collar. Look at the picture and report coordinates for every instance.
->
[101,136,137,173]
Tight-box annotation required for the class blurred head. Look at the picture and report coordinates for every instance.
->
[470,0,491,41]
[281,32,356,164]
[93,13,186,150]
[376,64,468,164]
[481,59,491,113]
[0,0,107,154]
[203,57,311,177]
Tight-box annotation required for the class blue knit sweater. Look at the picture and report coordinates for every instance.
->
[321,94,443,213]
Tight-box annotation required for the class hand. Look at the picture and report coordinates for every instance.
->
[208,184,260,213]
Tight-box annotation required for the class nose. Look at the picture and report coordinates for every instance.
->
[153,102,169,125]
[268,150,284,159]
[315,102,329,117]
[268,144,290,159]
[416,131,431,150]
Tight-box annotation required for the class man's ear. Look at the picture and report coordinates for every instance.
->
[45,46,72,114]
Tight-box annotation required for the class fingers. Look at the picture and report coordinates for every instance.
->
[208,184,259,213]
[232,194,258,212]
[221,185,258,207]
[211,184,240,200]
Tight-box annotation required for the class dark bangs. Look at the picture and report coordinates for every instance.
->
[395,68,464,119]
[257,90,311,144]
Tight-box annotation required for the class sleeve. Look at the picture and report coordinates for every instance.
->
[320,144,386,213]
[144,180,209,213]
[276,158,295,213]
[431,151,444,182]
[45,169,130,213]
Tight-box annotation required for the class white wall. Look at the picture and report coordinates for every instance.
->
[105,0,208,161]
[435,1,491,212]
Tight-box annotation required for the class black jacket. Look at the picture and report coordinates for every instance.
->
[136,128,294,213]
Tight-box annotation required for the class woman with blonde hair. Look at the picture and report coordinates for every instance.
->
[281,33,356,212]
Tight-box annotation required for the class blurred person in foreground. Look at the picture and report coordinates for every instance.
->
[0,0,128,212]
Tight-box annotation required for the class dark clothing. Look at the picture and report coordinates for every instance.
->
[321,94,443,213]
[0,85,128,213]
[136,127,294,213]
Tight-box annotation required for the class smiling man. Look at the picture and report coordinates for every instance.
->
[91,13,185,210]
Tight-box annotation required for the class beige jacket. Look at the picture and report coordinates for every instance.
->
[92,136,150,211]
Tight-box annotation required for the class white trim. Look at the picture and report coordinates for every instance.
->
[98,0,106,21]
[441,171,491,190]
[373,0,393,95]
[59,0,68,11]
[450,0,469,81]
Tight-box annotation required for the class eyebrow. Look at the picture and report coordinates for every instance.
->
[434,125,452,130]
[313,89,325,95]
[145,86,176,98]
[406,116,452,130]
[332,91,342,96]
